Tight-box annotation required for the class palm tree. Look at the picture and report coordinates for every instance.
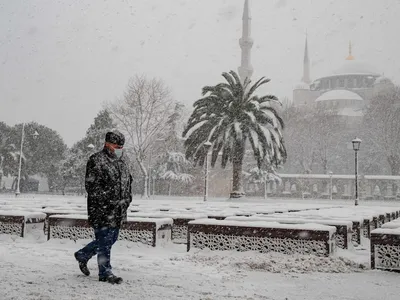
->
[183,70,286,198]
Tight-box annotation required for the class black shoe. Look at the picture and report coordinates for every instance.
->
[99,274,123,284]
[74,252,90,276]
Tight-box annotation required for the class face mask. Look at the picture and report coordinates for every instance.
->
[114,148,123,159]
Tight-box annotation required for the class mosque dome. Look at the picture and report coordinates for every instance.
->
[315,89,363,102]
[330,42,379,76]
[331,59,379,76]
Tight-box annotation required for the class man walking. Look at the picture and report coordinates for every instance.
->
[74,131,132,284]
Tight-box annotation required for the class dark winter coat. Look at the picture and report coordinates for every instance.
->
[85,147,132,228]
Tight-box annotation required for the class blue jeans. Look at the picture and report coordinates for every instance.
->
[75,227,120,277]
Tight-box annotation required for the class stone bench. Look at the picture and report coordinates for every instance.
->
[42,209,87,236]
[381,219,400,230]
[272,212,364,246]
[371,228,400,271]
[48,214,173,247]
[187,219,336,257]
[0,211,46,237]
[225,216,352,249]
[128,212,208,243]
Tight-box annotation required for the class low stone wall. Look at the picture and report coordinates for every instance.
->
[0,212,46,237]
[48,215,173,247]
[225,216,352,250]
[188,219,336,257]
[128,212,208,244]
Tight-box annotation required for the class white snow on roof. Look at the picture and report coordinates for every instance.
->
[316,89,363,102]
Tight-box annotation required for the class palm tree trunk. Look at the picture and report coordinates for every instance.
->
[231,160,245,198]
[230,142,245,198]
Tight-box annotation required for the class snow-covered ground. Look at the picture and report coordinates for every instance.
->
[1,194,400,299]
[1,236,400,300]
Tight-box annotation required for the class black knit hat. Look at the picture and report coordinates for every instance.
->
[105,130,125,146]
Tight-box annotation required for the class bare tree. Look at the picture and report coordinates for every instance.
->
[312,106,346,174]
[283,106,317,173]
[284,104,346,174]
[107,75,174,197]
[363,86,400,175]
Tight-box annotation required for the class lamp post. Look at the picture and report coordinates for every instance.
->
[203,141,212,202]
[352,138,362,206]
[15,123,39,197]
[329,171,333,201]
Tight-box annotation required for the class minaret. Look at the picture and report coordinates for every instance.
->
[238,0,253,83]
[301,34,311,85]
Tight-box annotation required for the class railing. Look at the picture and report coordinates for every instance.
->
[245,174,400,200]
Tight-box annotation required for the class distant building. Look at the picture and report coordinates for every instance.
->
[293,40,394,117]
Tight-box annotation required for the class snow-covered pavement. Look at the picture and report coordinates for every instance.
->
[1,235,400,300]
[2,194,400,299]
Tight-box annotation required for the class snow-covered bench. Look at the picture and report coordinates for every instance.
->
[187,219,337,257]
[41,209,87,236]
[371,226,400,271]
[128,212,208,243]
[225,216,352,249]
[270,211,365,246]
[284,208,391,244]
[0,211,46,237]
[48,215,173,247]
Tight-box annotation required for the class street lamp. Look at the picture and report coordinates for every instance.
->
[203,141,212,202]
[329,171,333,201]
[352,137,362,206]
[15,123,39,197]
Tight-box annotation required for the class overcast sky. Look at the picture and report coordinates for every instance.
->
[1,0,399,146]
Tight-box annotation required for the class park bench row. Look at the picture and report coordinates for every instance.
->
[2,206,400,264]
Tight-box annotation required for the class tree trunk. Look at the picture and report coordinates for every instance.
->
[230,142,245,198]
[136,157,149,198]
[168,181,172,196]
[388,155,400,176]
